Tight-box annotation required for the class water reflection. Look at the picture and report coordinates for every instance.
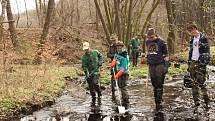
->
[153,112,165,121]
[111,112,133,121]
[88,98,103,121]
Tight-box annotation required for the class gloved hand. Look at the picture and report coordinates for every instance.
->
[187,60,191,65]
[84,70,89,80]
[114,70,124,80]
[111,59,117,67]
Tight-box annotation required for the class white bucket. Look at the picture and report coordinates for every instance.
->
[118,106,126,114]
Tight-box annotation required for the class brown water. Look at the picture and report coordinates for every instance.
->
[13,72,215,121]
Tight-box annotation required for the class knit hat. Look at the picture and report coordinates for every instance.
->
[147,28,156,36]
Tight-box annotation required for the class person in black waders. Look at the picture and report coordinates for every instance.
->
[81,42,103,106]
[110,41,130,110]
[187,24,210,109]
[107,34,118,98]
[145,28,169,111]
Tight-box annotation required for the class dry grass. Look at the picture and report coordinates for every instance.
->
[0,64,78,116]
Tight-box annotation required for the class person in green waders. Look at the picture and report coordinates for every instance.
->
[130,34,141,67]
[111,41,130,109]
[81,42,103,106]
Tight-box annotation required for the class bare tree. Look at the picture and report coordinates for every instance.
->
[103,0,113,34]
[34,0,55,64]
[41,0,55,41]
[133,0,149,35]
[94,0,110,43]
[165,0,176,55]
[0,0,7,79]
[125,0,133,47]
[141,0,160,34]
[35,0,41,27]
[113,0,121,41]
[6,0,17,48]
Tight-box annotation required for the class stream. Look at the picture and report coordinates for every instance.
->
[12,66,215,121]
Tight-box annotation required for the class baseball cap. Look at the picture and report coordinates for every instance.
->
[83,42,90,50]
[116,41,124,46]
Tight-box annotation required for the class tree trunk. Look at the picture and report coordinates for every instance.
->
[35,0,41,27]
[122,0,128,43]
[6,0,17,48]
[199,0,206,32]
[125,0,133,48]
[39,0,44,26]
[94,0,110,43]
[0,0,6,50]
[76,0,80,24]
[141,0,160,34]
[133,0,149,35]
[95,4,99,31]
[41,0,55,41]
[34,0,55,64]
[1,0,7,74]
[103,0,113,34]
[165,0,176,55]
[113,0,121,41]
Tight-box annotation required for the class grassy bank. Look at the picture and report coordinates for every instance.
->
[100,64,188,86]
[0,64,79,117]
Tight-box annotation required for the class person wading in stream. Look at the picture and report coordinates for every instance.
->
[145,28,168,111]
[187,24,210,109]
[81,42,103,106]
[111,41,130,109]
[130,33,141,67]
[107,34,118,98]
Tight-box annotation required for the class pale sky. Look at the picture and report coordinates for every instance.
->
[1,0,59,14]
[11,0,37,13]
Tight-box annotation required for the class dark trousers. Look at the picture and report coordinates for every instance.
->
[86,74,102,100]
[132,50,139,66]
[149,64,165,106]
[110,68,117,95]
[117,74,129,109]
[189,61,210,105]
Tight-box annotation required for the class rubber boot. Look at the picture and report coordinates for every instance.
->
[122,98,129,110]
[98,96,101,106]
[201,87,210,110]
[91,97,96,106]
[154,88,163,111]
[192,86,200,107]
[203,94,210,110]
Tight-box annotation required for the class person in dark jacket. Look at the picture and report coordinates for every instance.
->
[81,42,103,105]
[145,28,168,111]
[107,35,118,97]
[187,24,210,109]
[107,34,118,60]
